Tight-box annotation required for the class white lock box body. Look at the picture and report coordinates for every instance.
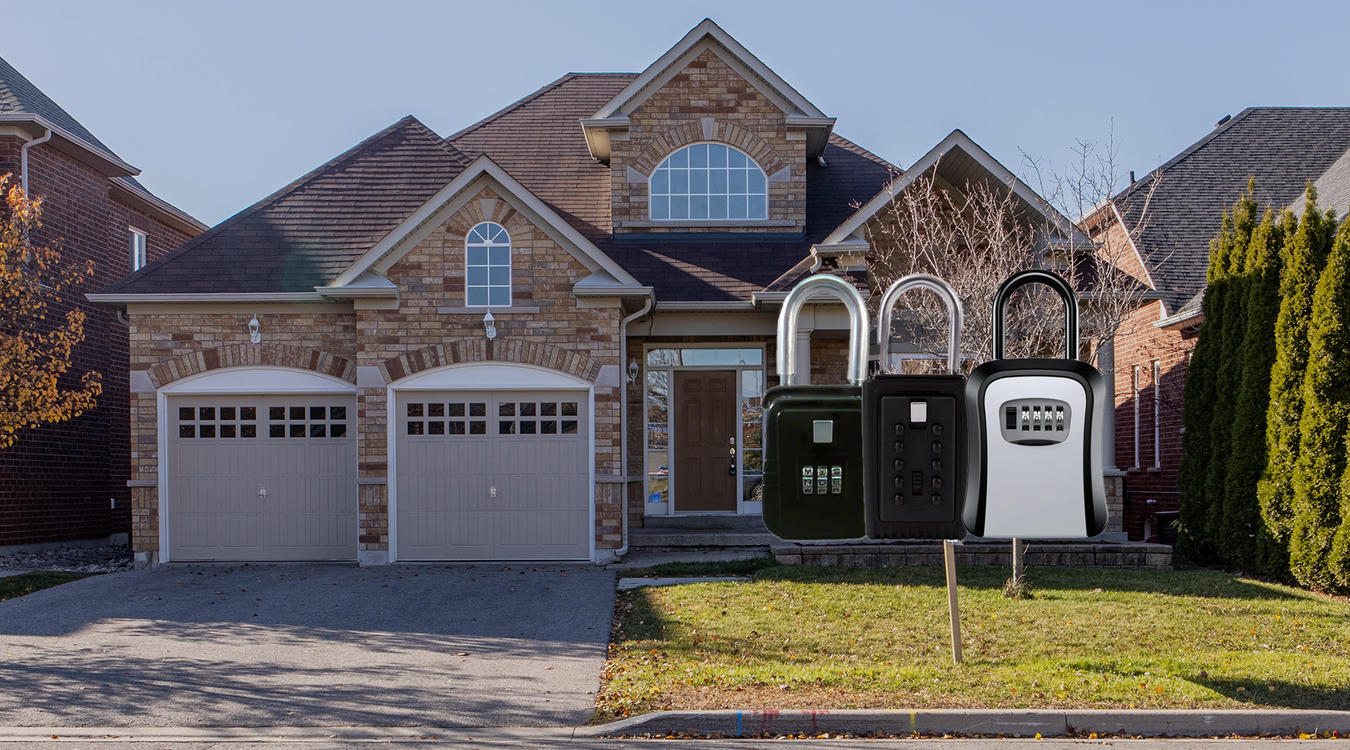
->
[962,269,1108,539]
[965,366,1106,538]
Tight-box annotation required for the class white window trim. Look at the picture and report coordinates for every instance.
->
[129,228,147,271]
[1151,359,1162,470]
[465,221,511,308]
[648,142,770,223]
[1130,364,1141,471]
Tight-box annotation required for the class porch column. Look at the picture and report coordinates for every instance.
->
[794,328,813,385]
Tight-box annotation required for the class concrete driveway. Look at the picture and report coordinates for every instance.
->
[0,563,615,727]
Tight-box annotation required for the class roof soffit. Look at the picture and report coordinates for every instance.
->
[328,154,642,290]
[818,129,1088,247]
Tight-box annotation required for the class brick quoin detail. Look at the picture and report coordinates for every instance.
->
[631,119,786,178]
[377,338,602,384]
[147,344,357,388]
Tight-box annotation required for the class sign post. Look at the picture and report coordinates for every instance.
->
[943,539,962,664]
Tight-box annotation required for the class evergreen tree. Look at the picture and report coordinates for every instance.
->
[1258,188,1335,550]
[1203,185,1258,555]
[1291,214,1350,591]
[1177,211,1235,560]
[1221,208,1284,573]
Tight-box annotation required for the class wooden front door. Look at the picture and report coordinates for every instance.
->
[673,370,737,512]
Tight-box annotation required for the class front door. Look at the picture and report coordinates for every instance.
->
[673,370,737,512]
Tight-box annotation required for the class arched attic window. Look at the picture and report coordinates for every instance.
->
[650,143,768,221]
[465,221,510,307]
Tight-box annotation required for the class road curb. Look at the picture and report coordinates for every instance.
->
[578,709,1350,738]
[0,727,577,743]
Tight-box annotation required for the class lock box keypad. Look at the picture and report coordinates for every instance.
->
[878,395,958,524]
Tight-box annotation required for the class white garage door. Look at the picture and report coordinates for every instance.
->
[167,395,358,561]
[396,390,590,560]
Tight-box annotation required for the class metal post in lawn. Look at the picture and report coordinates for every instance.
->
[1012,537,1024,585]
[943,539,962,664]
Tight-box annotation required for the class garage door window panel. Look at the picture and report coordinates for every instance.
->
[179,404,261,439]
[407,401,484,436]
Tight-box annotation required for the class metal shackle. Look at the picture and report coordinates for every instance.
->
[991,269,1079,360]
[876,274,964,375]
[776,274,870,386]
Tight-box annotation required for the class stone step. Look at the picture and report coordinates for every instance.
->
[771,540,1172,569]
[641,514,768,531]
[628,528,775,548]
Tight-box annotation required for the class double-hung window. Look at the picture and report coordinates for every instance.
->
[465,221,510,306]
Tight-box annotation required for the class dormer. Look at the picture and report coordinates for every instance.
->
[584,19,835,235]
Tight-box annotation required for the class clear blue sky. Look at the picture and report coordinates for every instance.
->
[6,0,1349,226]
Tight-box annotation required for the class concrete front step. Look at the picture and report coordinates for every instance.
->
[629,530,775,548]
[641,514,768,531]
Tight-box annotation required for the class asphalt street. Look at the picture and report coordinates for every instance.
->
[0,563,615,727]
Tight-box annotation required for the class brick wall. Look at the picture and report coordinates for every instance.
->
[124,187,625,558]
[1111,298,1195,540]
[0,142,191,549]
[610,49,806,234]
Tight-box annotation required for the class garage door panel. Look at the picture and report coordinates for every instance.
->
[168,394,356,562]
[397,389,590,560]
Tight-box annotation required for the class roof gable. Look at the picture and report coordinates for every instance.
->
[581,20,835,161]
[327,154,642,291]
[819,129,1085,247]
[591,20,827,122]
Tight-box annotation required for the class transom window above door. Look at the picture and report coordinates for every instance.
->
[465,221,510,306]
[650,144,768,221]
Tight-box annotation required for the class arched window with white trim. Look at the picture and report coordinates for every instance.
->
[650,143,768,221]
[465,221,510,307]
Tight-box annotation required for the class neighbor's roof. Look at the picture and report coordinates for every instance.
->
[1115,107,1350,311]
[103,72,893,301]
[0,54,121,162]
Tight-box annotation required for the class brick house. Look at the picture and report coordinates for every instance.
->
[1,56,205,552]
[91,20,1086,567]
[1088,108,1350,541]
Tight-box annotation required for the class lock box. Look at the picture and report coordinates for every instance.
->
[863,381,966,539]
[761,274,869,541]
[862,273,968,541]
[962,270,1108,539]
[763,386,865,541]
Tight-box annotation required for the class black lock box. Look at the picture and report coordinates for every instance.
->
[862,274,967,540]
[761,274,869,541]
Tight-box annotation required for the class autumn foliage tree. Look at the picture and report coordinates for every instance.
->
[0,174,102,450]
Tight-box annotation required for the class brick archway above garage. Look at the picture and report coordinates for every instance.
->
[146,344,356,389]
[379,339,602,385]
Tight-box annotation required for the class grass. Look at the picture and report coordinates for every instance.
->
[596,565,1350,721]
[0,571,97,603]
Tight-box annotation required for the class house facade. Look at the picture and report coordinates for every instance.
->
[1,56,204,552]
[93,21,1091,567]
[1092,108,1350,541]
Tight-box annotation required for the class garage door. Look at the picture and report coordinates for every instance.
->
[167,395,358,561]
[396,390,590,560]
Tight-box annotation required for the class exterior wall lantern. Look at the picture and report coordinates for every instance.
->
[248,315,261,345]
[483,310,497,340]
[626,357,639,384]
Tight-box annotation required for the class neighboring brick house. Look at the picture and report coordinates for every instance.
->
[1087,108,1350,541]
[91,20,1083,567]
[0,56,205,552]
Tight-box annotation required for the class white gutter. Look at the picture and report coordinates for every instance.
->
[20,127,52,194]
[615,292,654,558]
[87,292,329,307]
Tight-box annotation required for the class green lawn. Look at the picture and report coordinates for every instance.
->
[0,571,97,602]
[597,565,1350,721]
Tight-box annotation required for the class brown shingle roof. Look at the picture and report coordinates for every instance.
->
[104,75,894,300]
[102,117,470,294]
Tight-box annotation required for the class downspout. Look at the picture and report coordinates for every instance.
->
[20,127,53,195]
[615,292,654,558]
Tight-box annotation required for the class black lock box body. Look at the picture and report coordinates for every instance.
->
[862,375,966,540]
[762,384,865,541]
